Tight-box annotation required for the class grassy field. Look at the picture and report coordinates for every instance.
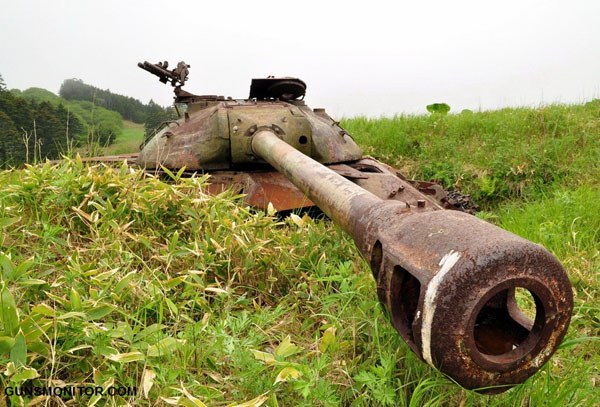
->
[0,103,598,406]
[73,121,145,159]
[102,121,145,156]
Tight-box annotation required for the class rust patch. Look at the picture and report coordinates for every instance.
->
[245,172,314,211]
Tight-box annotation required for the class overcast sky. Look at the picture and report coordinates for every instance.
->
[1,0,599,117]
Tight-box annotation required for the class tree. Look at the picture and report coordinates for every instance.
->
[0,74,6,92]
[59,78,150,123]
[55,103,84,149]
[34,101,64,158]
[0,92,34,131]
[0,111,23,166]
[144,100,174,137]
[426,103,451,115]
[0,90,29,166]
[0,89,87,167]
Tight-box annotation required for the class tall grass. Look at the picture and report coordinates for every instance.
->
[342,101,600,207]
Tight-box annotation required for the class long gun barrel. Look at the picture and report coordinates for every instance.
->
[251,129,573,392]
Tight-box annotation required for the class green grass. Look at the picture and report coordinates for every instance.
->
[342,101,600,208]
[101,121,145,155]
[73,120,144,158]
[17,87,125,145]
[0,102,598,406]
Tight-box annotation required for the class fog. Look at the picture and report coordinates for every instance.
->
[1,0,599,117]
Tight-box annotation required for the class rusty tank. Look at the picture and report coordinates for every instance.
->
[90,61,573,393]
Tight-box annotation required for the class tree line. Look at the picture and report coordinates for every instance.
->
[0,75,123,167]
[0,88,84,166]
[1,74,175,167]
[60,78,160,124]
[59,78,176,138]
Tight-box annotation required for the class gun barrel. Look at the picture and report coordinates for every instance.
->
[252,130,573,392]
[252,129,383,238]
[138,61,176,84]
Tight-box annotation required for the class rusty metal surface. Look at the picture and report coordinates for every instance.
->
[374,210,572,392]
[249,77,307,101]
[206,171,315,211]
[136,60,363,170]
[136,104,231,171]
[204,164,383,212]
[228,103,313,165]
[79,153,139,165]
[138,60,190,87]
[327,164,368,179]
[347,158,444,210]
[251,129,573,393]
[79,152,443,212]
[243,172,314,210]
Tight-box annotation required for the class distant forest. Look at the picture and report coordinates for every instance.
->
[59,78,173,137]
[0,88,85,166]
[60,79,150,123]
[0,74,173,167]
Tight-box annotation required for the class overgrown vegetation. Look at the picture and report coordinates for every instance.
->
[0,74,167,167]
[0,102,598,406]
[0,85,122,167]
[342,101,600,208]
[0,89,86,167]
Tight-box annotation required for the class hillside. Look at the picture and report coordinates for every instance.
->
[57,79,176,139]
[59,78,156,124]
[343,101,600,208]
[0,103,598,406]
[103,120,145,155]
[16,87,123,142]
[0,87,122,167]
[0,85,150,167]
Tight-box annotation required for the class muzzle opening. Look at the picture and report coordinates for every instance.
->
[470,283,550,371]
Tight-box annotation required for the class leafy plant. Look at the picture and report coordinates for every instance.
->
[426,103,450,115]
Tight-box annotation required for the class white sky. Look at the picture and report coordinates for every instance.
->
[1,0,599,117]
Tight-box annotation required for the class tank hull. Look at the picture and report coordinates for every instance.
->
[80,153,452,212]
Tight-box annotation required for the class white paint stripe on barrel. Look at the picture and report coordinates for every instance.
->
[421,250,461,366]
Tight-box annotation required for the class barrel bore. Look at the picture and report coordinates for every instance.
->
[251,130,573,392]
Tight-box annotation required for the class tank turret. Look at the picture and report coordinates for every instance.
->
[136,61,362,171]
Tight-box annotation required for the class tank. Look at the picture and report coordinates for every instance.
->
[89,61,573,393]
